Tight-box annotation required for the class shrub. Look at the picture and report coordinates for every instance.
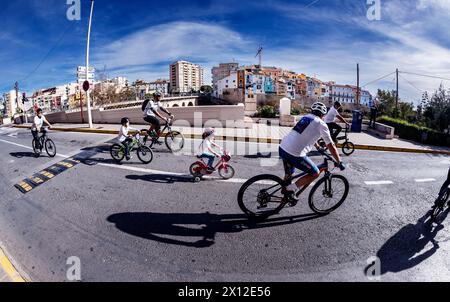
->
[257,105,277,118]
[291,108,301,116]
[378,116,450,147]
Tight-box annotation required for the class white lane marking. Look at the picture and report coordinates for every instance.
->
[0,137,249,184]
[0,138,70,158]
[364,180,394,186]
[415,178,436,183]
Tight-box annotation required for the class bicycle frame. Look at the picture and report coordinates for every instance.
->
[336,125,350,142]
[262,151,335,203]
[198,155,229,172]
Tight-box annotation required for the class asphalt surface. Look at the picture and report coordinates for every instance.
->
[0,126,449,282]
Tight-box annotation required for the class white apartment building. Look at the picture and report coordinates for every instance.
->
[2,90,24,116]
[170,61,204,93]
[111,77,128,88]
[149,79,170,96]
[212,63,239,97]
[216,72,238,97]
[330,84,356,104]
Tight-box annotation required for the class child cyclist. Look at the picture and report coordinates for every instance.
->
[198,128,222,172]
[118,117,139,161]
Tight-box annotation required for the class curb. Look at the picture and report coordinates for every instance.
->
[0,246,26,282]
[13,125,450,156]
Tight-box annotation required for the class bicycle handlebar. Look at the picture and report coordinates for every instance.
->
[317,148,346,171]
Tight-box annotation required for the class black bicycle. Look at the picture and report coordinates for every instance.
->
[238,149,349,219]
[141,117,185,152]
[318,124,355,156]
[32,127,56,158]
[431,167,450,222]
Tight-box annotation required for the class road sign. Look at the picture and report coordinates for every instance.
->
[83,80,90,92]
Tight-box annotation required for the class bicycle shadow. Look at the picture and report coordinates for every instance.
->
[126,174,194,184]
[10,152,39,159]
[368,209,450,276]
[107,212,324,248]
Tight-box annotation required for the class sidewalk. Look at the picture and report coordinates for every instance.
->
[0,247,25,282]
[12,122,450,155]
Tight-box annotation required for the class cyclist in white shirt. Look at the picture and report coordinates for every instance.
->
[143,92,174,139]
[280,102,343,199]
[118,117,139,161]
[31,108,52,142]
[324,101,350,143]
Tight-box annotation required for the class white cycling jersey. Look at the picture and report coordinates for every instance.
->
[280,114,333,157]
[143,100,162,118]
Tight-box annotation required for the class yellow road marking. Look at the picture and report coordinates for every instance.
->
[18,182,32,192]
[30,177,44,184]
[41,171,55,179]
[0,248,26,282]
[57,162,73,168]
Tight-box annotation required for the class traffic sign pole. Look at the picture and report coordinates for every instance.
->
[85,0,95,128]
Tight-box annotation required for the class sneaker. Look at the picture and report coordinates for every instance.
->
[206,167,215,173]
[286,191,299,206]
[126,156,132,161]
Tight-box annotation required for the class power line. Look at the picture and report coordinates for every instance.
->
[398,74,424,93]
[361,71,396,88]
[400,71,450,82]
[19,22,76,83]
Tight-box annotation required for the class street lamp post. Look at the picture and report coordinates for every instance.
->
[85,0,95,128]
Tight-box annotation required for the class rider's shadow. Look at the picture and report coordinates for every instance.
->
[126,174,193,184]
[368,209,449,276]
[107,212,323,248]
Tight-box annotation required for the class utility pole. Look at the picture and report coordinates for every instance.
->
[356,63,360,107]
[85,0,95,128]
[14,81,19,112]
[396,68,399,117]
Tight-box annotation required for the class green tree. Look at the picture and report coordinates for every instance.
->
[200,85,213,93]
[423,84,450,133]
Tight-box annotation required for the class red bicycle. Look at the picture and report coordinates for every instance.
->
[189,151,235,182]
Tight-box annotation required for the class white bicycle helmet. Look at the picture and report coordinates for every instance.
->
[311,102,328,116]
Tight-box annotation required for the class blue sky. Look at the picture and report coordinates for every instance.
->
[1,0,450,104]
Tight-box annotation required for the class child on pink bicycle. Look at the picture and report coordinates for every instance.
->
[198,128,222,172]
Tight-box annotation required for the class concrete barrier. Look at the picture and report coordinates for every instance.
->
[44,105,248,128]
[367,122,395,139]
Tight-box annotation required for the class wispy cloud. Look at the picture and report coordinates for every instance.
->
[94,21,256,82]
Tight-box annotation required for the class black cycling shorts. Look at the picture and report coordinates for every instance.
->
[144,116,161,131]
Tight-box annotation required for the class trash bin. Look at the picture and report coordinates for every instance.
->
[351,110,363,133]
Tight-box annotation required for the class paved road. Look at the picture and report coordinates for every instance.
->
[0,126,449,282]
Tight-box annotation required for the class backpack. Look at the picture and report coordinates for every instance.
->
[141,99,150,112]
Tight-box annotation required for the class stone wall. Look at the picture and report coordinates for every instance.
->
[44,105,247,128]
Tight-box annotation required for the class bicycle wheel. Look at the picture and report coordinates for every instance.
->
[342,142,355,156]
[189,162,204,177]
[238,174,287,219]
[110,144,125,163]
[431,189,450,222]
[45,139,57,158]
[219,165,235,180]
[137,146,154,164]
[309,174,349,214]
[165,131,185,152]
[32,138,42,157]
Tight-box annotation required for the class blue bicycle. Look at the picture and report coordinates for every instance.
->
[238,149,349,219]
